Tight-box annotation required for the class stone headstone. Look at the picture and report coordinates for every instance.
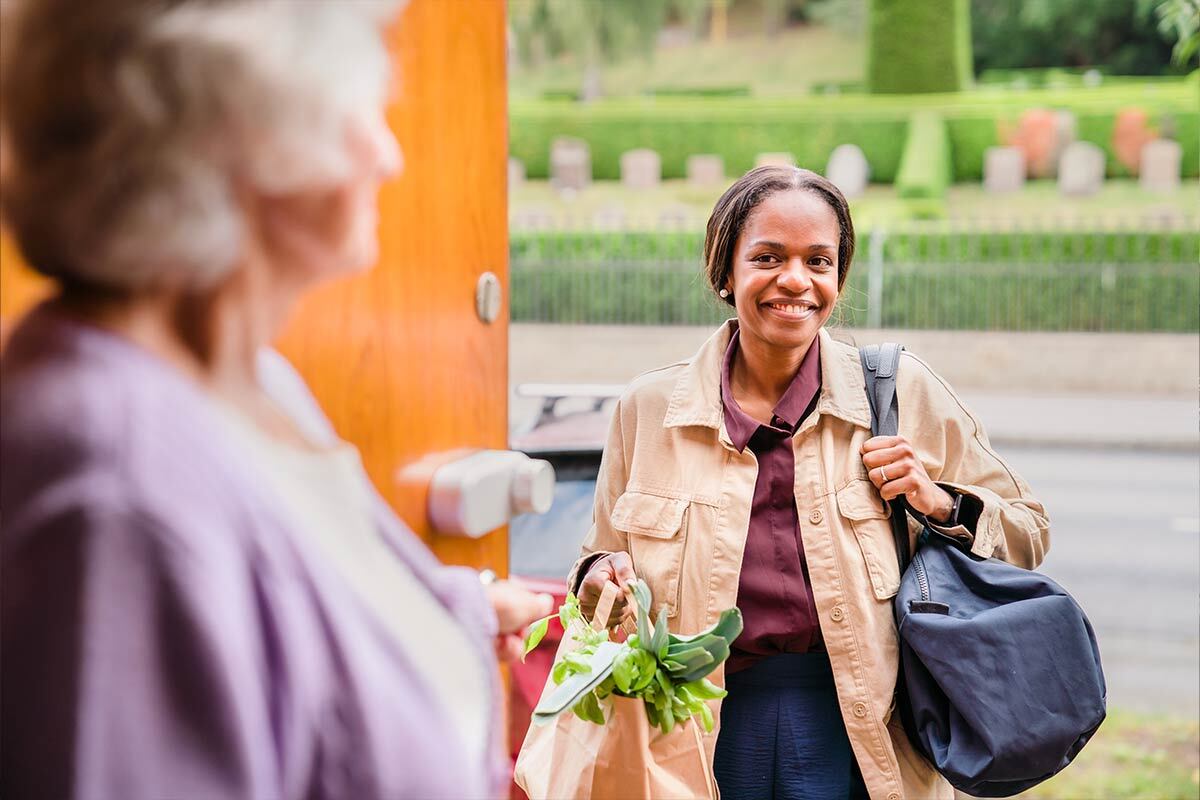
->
[1112,108,1155,175]
[1049,111,1077,175]
[686,154,725,185]
[983,146,1026,193]
[620,149,661,190]
[1008,109,1058,178]
[550,137,591,192]
[1058,142,1105,196]
[825,144,869,198]
[1083,69,1102,88]
[1139,139,1182,192]
[755,152,796,168]
[508,157,525,189]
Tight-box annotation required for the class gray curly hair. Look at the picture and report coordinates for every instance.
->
[0,0,399,291]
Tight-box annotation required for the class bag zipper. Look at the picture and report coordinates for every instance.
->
[913,552,931,602]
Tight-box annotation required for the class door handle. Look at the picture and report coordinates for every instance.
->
[428,450,555,537]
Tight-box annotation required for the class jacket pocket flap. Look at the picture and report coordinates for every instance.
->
[611,491,688,538]
[836,480,890,521]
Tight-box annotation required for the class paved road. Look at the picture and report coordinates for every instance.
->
[996,445,1200,720]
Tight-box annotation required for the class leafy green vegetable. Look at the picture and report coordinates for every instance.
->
[521,616,550,661]
[573,690,606,725]
[541,579,741,735]
[649,606,670,658]
[558,592,580,630]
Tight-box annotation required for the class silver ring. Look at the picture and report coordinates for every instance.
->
[879,465,889,482]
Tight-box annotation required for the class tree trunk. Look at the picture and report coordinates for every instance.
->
[710,0,727,44]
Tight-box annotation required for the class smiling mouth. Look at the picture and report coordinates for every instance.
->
[763,301,819,320]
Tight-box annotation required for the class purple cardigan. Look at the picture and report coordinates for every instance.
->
[1,306,506,799]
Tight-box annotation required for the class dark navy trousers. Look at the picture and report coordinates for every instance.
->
[713,653,870,800]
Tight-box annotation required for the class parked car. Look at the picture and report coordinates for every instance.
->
[506,384,619,790]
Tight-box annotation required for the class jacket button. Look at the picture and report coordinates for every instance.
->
[887,793,901,800]
[852,701,868,718]
[809,509,823,525]
[830,606,845,622]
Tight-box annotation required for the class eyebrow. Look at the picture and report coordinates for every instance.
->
[747,240,836,252]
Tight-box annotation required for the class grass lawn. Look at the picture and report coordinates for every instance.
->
[508,24,865,101]
[510,179,1200,231]
[1011,709,1199,800]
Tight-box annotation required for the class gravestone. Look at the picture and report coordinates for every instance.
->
[983,146,1026,193]
[1112,108,1155,175]
[686,154,725,185]
[825,144,869,198]
[620,149,662,190]
[1008,109,1058,178]
[755,152,796,168]
[508,157,525,189]
[1050,111,1077,176]
[550,137,590,192]
[1139,139,1182,192]
[1058,142,1105,196]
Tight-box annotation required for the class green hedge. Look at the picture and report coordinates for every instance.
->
[510,81,1199,183]
[977,68,1188,90]
[509,229,1200,332]
[867,0,972,94]
[511,230,1200,268]
[646,86,751,98]
[896,112,951,199]
[509,262,1199,331]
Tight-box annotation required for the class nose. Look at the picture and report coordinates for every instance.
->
[353,112,403,179]
[372,120,403,179]
[776,257,813,293]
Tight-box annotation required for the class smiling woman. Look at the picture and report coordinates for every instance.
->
[517,166,1052,799]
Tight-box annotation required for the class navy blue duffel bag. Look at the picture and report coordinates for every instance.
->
[861,344,1107,797]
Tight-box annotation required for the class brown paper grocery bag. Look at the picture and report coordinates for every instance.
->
[514,584,718,800]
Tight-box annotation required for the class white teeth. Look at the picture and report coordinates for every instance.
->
[768,302,814,317]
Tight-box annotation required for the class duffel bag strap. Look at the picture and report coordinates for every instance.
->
[859,343,911,572]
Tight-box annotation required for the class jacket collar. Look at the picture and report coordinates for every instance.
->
[663,321,872,435]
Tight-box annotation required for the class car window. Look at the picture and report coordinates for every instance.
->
[510,477,597,580]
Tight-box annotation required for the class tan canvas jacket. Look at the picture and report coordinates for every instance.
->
[567,321,1050,800]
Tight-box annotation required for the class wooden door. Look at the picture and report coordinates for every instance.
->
[279,0,510,573]
[0,0,511,575]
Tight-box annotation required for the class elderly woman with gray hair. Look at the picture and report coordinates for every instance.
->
[0,1,550,798]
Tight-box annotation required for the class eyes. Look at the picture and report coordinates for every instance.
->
[750,252,835,270]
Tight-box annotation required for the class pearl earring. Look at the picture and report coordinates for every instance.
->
[719,288,730,298]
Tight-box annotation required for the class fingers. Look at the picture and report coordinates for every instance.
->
[486,581,555,635]
[494,633,525,663]
[872,469,915,501]
[579,552,636,628]
[860,435,905,454]
[860,436,932,502]
[606,552,637,588]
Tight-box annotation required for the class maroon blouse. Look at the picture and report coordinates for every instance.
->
[721,330,823,674]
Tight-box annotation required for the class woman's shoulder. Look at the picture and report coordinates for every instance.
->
[1,313,260,538]
[611,358,694,433]
[895,348,960,400]
[622,358,688,402]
